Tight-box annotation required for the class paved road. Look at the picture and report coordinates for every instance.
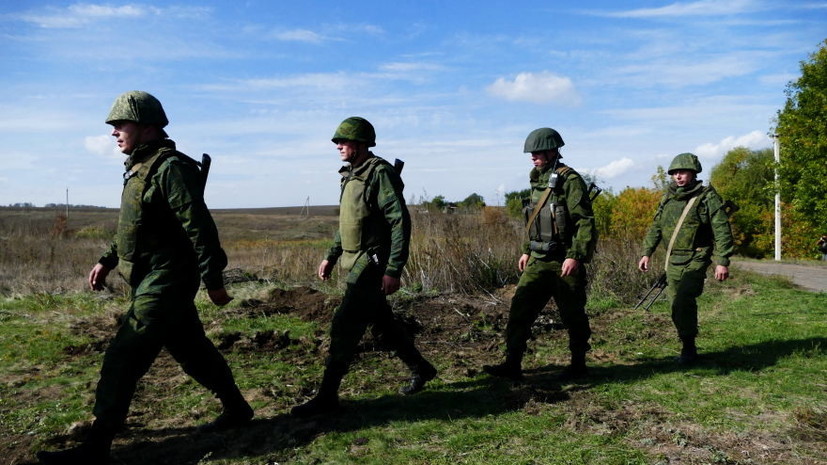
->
[732,260,827,293]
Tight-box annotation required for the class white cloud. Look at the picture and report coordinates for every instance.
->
[605,0,757,18]
[19,4,150,28]
[614,53,762,87]
[380,62,444,73]
[271,29,327,43]
[694,130,771,158]
[84,135,118,158]
[17,4,209,28]
[588,157,636,180]
[487,72,581,106]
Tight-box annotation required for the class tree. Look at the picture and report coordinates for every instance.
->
[422,195,447,212]
[774,39,827,254]
[504,189,531,218]
[609,187,661,239]
[650,166,669,191]
[709,147,774,257]
[459,193,486,210]
[591,188,616,238]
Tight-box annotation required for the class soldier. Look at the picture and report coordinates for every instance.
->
[638,152,734,364]
[291,117,436,417]
[37,91,252,465]
[484,128,597,381]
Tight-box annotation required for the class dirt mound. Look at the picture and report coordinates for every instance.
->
[237,286,340,323]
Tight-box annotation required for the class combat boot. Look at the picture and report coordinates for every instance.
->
[198,387,254,433]
[291,369,342,418]
[676,337,698,365]
[399,360,437,395]
[483,353,523,381]
[557,350,589,381]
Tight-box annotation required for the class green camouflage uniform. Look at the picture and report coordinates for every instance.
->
[505,162,597,362]
[321,154,431,382]
[93,140,243,430]
[641,180,734,338]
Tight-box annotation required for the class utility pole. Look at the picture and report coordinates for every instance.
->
[65,187,69,221]
[773,135,781,261]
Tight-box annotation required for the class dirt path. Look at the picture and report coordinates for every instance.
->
[732,260,827,293]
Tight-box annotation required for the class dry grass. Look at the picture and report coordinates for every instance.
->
[0,206,653,303]
[0,208,119,295]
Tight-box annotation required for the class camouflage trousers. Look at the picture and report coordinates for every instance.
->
[325,256,429,378]
[666,256,712,339]
[92,281,239,429]
[505,256,592,359]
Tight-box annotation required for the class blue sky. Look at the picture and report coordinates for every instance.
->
[1,1,825,208]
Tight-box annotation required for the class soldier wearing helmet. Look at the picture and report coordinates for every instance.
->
[291,116,436,417]
[484,127,597,381]
[38,91,252,465]
[638,152,734,364]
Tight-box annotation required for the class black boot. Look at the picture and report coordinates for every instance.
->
[483,352,523,381]
[37,423,113,465]
[291,369,342,418]
[676,337,698,365]
[557,351,589,381]
[399,360,437,395]
[198,387,254,433]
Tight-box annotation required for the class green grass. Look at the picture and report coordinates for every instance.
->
[2,270,825,464]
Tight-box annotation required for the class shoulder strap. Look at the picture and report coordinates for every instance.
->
[664,195,699,271]
[123,149,176,185]
[524,166,570,233]
[525,188,553,233]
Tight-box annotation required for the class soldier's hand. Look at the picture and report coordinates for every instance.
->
[318,260,334,281]
[88,263,110,291]
[638,256,650,272]
[381,275,401,295]
[560,258,580,277]
[714,265,729,281]
[208,288,233,306]
[517,254,530,272]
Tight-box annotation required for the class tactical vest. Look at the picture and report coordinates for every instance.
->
[656,185,714,266]
[115,147,190,284]
[338,157,386,271]
[524,166,574,255]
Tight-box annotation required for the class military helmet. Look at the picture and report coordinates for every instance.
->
[105,90,169,128]
[332,116,376,147]
[523,127,565,153]
[668,152,703,174]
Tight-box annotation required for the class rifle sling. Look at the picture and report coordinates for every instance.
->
[525,187,554,234]
[664,195,699,272]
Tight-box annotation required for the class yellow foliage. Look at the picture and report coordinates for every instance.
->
[609,187,661,239]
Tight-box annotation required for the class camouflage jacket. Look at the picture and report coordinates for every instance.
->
[641,180,734,268]
[523,163,597,262]
[326,154,411,278]
[100,140,227,292]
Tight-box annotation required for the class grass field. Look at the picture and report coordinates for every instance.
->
[0,207,825,464]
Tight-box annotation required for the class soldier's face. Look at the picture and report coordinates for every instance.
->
[672,169,696,187]
[110,121,142,154]
[336,140,364,164]
[531,151,551,168]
